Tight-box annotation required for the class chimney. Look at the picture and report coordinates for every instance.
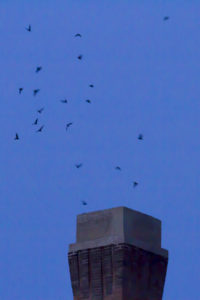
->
[68,206,168,299]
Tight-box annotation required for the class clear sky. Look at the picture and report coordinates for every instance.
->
[0,0,200,299]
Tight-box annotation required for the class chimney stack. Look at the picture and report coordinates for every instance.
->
[68,206,168,299]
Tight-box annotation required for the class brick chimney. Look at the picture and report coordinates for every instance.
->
[68,206,168,299]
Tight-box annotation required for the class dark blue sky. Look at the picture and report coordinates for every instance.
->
[1,1,200,299]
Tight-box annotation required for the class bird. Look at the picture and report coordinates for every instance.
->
[14,133,19,140]
[26,25,31,32]
[60,99,68,103]
[138,134,143,140]
[36,125,44,132]
[82,200,87,206]
[75,163,82,169]
[115,166,121,171]
[75,33,82,37]
[36,66,42,73]
[33,89,40,96]
[86,99,91,103]
[19,88,23,94]
[89,84,94,88]
[37,107,44,114]
[66,122,73,130]
[133,181,138,188]
[32,118,38,125]
[77,55,83,60]
[163,16,169,21]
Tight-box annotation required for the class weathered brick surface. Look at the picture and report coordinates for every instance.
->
[102,246,113,299]
[68,244,168,300]
[90,248,103,299]
[68,252,79,298]
[79,250,90,299]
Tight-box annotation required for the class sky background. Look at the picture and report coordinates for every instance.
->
[0,0,200,299]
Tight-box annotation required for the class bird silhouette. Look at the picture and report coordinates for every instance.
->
[60,99,68,103]
[75,33,82,37]
[26,25,31,32]
[77,55,83,60]
[133,181,138,188]
[75,163,82,169]
[33,89,40,96]
[32,118,38,125]
[163,16,169,21]
[115,166,121,171]
[66,122,73,130]
[37,107,44,114]
[138,134,143,140]
[19,88,23,94]
[36,125,44,132]
[89,84,94,88]
[82,200,87,206]
[36,66,42,73]
[86,99,91,103]
[14,133,19,140]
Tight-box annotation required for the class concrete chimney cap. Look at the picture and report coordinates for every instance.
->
[69,206,168,258]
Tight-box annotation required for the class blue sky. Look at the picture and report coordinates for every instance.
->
[0,1,200,299]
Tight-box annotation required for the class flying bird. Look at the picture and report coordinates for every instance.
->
[60,99,68,103]
[66,122,73,130]
[19,88,23,94]
[82,200,87,206]
[115,166,121,171]
[26,25,31,32]
[75,33,82,37]
[32,118,38,125]
[163,16,169,21]
[36,66,42,73]
[37,107,44,114]
[33,89,40,96]
[77,55,83,60]
[14,133,19,140]
[75,163,82,169]
[133,181,138,188]
[89,84,94,88]
[138,134,143,140]
[36,125,44,132]
[86,99,91,103]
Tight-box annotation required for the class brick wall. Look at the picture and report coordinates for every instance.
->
[68,243,168,300]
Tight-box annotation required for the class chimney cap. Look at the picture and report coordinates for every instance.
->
[69,206,168,258]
